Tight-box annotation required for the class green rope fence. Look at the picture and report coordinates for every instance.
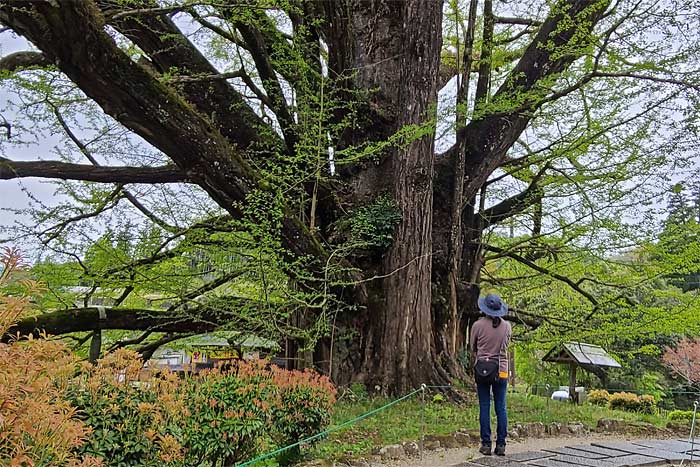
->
[235,384,451,467]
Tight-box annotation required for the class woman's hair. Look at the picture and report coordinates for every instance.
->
[481,312,502,328]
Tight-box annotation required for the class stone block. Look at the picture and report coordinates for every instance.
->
[378,444,405,460]
[596,419,627,433]
[524,422,546,437]
[424,439,441,450]
[567,422,588,435]
[455,431,474,447]
[401,441,420,457]
[546,423,562,435]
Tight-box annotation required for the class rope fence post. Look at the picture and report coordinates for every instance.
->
[681,399,699,467]
[420,383,427,460]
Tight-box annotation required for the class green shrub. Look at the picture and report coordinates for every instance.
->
[608,392,656,414]
[267,367,337,464]
[588,389,610,406]
[669,410,695,422]
[66,349,188,466]
[638,395,657,414]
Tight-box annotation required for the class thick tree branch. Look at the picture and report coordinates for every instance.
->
[481,185,543,227]
[0,157,187,183]
[0,1,325,261]
[236,20,297,149]
[438,0,611,202]
[5,306,227,339]
[99,0,282,154]
[0,50,50,71]
[480,164,549,227]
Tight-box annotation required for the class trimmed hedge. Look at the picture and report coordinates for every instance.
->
[588,389,657,414]
[588,389,611,406]
[607,392,656,414]
[669,410,695,422]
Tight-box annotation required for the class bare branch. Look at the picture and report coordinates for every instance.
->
[495,16,543,26]
[39,185,124,242]
[136,333,194,360]
[49,101,180,232]
[107,330,152,352]
[591,71,700,92]
[484,244,599,307]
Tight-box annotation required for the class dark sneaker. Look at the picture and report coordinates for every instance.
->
[479,444,492,456]
[495,444,506,456]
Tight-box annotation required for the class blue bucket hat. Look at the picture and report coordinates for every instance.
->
[478,293,508,317]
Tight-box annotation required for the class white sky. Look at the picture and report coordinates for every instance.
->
[0,33,61,237]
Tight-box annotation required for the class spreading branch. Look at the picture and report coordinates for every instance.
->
[439,0,612,202]
[0,157,188,183]
[484,244,599,307]
[0,50,51,71]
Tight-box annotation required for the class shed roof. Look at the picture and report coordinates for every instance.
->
[173,332,279,349]
[542,342,621,368]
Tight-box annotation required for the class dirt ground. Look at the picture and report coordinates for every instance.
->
[366,433,640,467]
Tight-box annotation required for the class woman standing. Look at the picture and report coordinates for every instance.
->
[470,293,512,456]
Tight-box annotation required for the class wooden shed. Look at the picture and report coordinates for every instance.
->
[543,342,621,402]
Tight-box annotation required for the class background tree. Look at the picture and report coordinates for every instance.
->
[662,338,700,386]
[2,0,700,393]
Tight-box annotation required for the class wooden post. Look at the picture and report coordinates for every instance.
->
[569,363,577,403]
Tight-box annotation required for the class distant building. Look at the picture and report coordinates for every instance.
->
[147,332,280,372]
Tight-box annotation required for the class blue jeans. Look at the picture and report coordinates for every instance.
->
[476,378,508,446]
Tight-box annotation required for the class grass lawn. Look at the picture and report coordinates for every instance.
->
[308,390,670,461]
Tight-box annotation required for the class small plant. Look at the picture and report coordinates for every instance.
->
[68,353,337,467]
[348,196,402,249]
[588,389,610,406]
[668,410,695,422]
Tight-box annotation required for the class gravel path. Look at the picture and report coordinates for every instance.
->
[365,433,638,467]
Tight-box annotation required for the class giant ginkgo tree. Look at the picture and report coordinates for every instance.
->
[1,0,700,394]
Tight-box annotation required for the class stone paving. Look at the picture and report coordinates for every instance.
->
[455,439,700,467]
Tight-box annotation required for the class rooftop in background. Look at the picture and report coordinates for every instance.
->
[172,332,279,350]
[542,341,621,368]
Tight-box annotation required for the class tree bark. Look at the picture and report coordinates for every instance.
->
[350,0,446,394]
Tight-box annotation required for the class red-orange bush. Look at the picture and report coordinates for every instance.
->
[69,354,337,466]
[0,247,100,467]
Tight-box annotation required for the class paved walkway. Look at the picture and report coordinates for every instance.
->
[457,439,700,467]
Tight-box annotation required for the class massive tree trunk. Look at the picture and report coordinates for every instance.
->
[369,0,444,393]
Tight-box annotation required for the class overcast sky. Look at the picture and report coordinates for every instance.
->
[0,33,62,241]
